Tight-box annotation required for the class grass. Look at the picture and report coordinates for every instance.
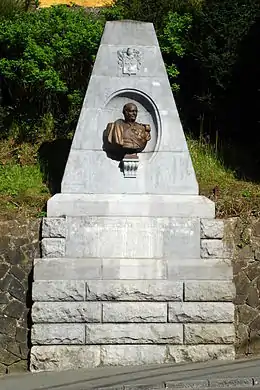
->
[0,164,47,196]
[1,136,260,219]
[0,139,49,219]
[188,136,260,218]
[0,165,49,219]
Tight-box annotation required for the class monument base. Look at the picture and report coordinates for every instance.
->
[31,193,235,372]
[46,193,215,218]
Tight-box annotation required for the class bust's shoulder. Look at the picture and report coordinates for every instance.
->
[106,119,125,131]
[106,122,113,130]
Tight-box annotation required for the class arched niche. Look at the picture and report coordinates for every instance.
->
[103,89,161,161]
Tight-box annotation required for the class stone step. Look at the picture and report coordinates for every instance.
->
[30,345,236,372]
[31,323,235,346]
[46,193,215,218]
[31,302,235,325]
[33,258,233,281]
[32,279,235,302]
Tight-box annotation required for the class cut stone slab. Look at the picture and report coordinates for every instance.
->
[42,217,67,238]
[85,324,183,344]
[200,219,224,239]
[33,258,168,280]
[86,280,183,301]
[65,216,200,259]
[32,281,85,301]
[31,324,85,345]
[102,258,167,280]
[30,346,100,372]
[168,302,234,323]
[184,324,235,344]
[200,239,229,258]
[101,345,167,366]
[168,259,233,280]
[47,194,215,218]
[34,258,101,280]
[184,281,235,302]
[167,345,235,363]
[101,345,235,366]
[41,238,65,258]
[102,302,167,323]
[32,302,101,323]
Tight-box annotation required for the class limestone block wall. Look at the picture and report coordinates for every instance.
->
[30,216,236,371]
[0,218,40,375]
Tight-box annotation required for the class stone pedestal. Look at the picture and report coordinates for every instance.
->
[31,21,235,371]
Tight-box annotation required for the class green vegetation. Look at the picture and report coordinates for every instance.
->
[188,138,260,218]
[0,139,48,217]
[0,0,30,18]
[1,137,260,219]
[0,5,104,141]
[0,164,45,197]
[0,0,260,219]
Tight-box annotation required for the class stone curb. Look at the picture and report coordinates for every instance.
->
[94,378,260,390]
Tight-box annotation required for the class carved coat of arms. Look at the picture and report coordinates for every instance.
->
[117,48,142,75]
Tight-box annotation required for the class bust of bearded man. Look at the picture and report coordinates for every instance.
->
[104,103,151,158]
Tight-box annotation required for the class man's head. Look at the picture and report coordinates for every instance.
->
[123,103,138,123]
[126,48,134,57]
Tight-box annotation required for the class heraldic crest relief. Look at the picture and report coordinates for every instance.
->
[117,47,142,75]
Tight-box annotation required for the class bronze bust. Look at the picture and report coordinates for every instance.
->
[103,103,151,160]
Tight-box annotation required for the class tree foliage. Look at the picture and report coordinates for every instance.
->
[181,0,260,136]
[159,12,192,91]
[0,0,30,18]
[0,5,104,140]
[102,0,203,28]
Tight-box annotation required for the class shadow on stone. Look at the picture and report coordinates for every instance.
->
[38,139,72,195]
[26,267,33,370]
[102,128,124,162]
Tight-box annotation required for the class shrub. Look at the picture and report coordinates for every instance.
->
[102,0,202,28]
[0,0,29,18]
[0,5,104,141]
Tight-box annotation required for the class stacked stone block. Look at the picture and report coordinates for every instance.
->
[31,217,235,371]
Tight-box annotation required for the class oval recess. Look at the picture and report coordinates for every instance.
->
[104,89,161,161]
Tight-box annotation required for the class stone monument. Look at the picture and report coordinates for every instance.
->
[31,21,235,371]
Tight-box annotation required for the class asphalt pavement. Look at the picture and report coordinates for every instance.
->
[0,357,260,390]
